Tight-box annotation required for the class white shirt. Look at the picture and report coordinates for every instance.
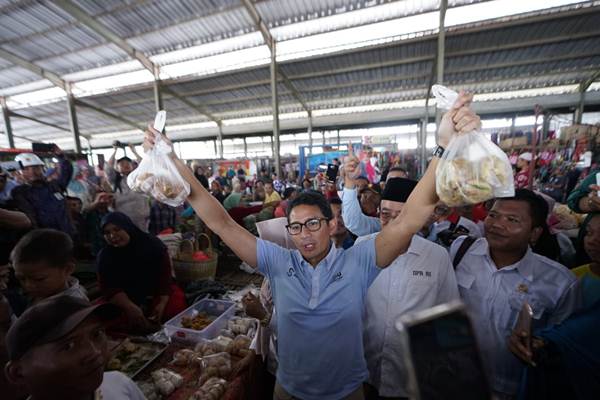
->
[99,371,146,400]
[450,236,579,396]
[361,234,460,398]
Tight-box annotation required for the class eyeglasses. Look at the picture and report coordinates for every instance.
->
[286,218,330,235]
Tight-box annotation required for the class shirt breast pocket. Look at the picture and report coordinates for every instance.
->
[507,294,547,331]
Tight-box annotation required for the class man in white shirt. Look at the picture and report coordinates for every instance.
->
[343,172,460,399]
[450,189,579,399]
[5,296,145,400]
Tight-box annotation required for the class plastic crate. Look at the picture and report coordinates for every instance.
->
[163,298,235,343]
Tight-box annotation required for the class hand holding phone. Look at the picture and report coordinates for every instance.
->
[153,110,167,133]
[326,164,339,183]
[509,302,535,365]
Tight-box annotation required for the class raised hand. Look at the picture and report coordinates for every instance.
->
[437,90,481,148]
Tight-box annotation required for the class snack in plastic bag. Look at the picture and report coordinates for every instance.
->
[432,85,514,206]
[225,334,252,357]
[189,377,228,400]
[171,348,201,366]
[194,336,232,357]
[127,124,190,207]
[150,368,184,396]
[199,352,231,385]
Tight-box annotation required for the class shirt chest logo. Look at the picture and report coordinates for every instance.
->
[412,270,433,278]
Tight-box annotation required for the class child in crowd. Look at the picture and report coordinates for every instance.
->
[5,295,145,400]
[10,229,87,307]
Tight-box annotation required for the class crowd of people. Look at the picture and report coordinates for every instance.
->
[0,91,599,400]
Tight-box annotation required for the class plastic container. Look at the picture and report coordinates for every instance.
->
[164,299,235,343]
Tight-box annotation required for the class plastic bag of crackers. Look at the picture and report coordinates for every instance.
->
[127,133,190,206]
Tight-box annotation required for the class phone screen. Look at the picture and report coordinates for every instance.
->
[406,309,491,400]
[326,164,339,183]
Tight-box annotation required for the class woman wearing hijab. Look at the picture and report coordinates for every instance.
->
[96,212,186,329]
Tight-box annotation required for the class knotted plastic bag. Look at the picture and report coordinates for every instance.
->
[433,85,514,206]
[127,134,190,207]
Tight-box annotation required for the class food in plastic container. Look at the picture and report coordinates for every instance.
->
[189,377,228,400]
[432,85,514,206]
[199,352,231,385]
[181,312,214,331]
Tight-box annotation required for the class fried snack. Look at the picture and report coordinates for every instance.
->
[198,352,231,385]
[151,368,184,396]
[171,348,201,367]
[181,312,213,331]
[188,377,228,400]
[437,155,510,206]
[225,335,251,357]
[194,337,232,357]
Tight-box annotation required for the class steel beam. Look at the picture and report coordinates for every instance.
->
[1,97,15,148]
[153,76,163,112]
[241,0,311,114]
[270,40,281,177]
[0,48,66,90]
[53,0,218,123]
[66,85,82,153]
[434,0,448,144]
[217,123,224,159]
[8,111,70,132]
[243,137,248,158]
[307,110,313,156]
[74,100,144,131]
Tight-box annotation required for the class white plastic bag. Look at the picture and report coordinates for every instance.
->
[433,85,514,206]
[127,134,190,207]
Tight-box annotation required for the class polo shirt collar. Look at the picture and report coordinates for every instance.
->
[297,241,340,271]
[479,239,535,282]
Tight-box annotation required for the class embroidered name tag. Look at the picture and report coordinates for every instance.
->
[412,270,432,277]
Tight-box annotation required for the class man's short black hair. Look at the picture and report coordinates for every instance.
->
[116,156,132,164]
[283,187,297,200]
[11,229,74,269]
[287,191,333,221]
[495,189,548,228]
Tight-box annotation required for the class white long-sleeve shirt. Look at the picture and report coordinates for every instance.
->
[341,187,380,237]
[361,234,460,398]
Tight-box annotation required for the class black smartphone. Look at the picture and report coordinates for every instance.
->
[326,163,339,183]
[398,302,492,400]
[31,142,56,153]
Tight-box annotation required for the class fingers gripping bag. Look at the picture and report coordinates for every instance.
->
[127,132,190,207]
[433,85,514,206]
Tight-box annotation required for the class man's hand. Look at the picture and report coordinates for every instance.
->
[125,303,148,329]
[242,292,267,320]
[342,143,361,188]
[437,91,481,149]
[143,125,174,157]
[508,329,535,366]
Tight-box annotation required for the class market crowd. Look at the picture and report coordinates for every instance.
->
[0,91,599,400]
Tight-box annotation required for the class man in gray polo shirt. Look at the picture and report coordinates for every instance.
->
[143,91,481,399]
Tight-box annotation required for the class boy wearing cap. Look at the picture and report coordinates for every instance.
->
[516,152,533,189]
[4,296,145,400]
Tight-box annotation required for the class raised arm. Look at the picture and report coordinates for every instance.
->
[128,143,143,163]
[341,147,381,236]
[143,127,258,268]
[375,92,480,267]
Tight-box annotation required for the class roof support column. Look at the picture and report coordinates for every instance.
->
[435,0,448,143]
[270,39,281,178]
[1,97,15,148]
[307,110,313,156]
[243,137,248,158]
[575,86,585,124]
[153,67,163,112]
[419,118,428,177]
[66,84,82,154]
[217,122,224,159]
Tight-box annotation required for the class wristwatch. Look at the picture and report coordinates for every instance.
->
[432,145,445,158]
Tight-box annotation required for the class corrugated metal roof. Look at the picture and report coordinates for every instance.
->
[1,1,599,150]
